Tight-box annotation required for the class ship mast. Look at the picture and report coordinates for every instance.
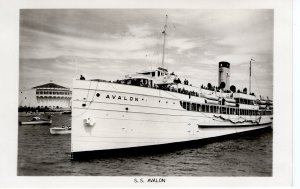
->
[249,58,254,94]
[161,14,168,68]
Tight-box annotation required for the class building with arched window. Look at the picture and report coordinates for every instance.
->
[19,83,72,109]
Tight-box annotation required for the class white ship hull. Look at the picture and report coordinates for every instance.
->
[71,80,272,157]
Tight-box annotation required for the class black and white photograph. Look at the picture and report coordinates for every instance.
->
[0,0,294,187]
[18,9,274,176]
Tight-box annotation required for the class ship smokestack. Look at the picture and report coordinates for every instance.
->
[218,61,230,91]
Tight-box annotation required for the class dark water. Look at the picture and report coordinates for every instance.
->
[18,114,272,176]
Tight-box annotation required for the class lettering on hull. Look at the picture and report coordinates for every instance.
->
[100,93,140,102]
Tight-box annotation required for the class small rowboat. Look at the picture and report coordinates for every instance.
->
[19,116,52,125]
[50,126,71,135]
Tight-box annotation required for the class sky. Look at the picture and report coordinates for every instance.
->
[19,9,273,99]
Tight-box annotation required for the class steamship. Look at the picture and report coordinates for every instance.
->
[71,15,273,158]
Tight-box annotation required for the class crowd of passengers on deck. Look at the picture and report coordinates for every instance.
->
[80,74,255,100]
[79,75,272,113]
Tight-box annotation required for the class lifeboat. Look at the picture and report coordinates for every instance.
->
[201,93,219,101]
[205,99,220,105]
[258,100,267,105]
[224,98,236,103]
[225,101,236,107]
[259,104,267,109]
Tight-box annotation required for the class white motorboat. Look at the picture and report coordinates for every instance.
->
[50,126,71,135]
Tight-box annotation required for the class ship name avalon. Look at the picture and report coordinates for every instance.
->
[71,15,273,158]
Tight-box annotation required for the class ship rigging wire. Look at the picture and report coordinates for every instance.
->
[73,80,100,117]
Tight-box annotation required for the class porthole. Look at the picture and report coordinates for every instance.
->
[96,93,100,97]
[82,103,86,107]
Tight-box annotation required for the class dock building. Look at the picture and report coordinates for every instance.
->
[19,83,72,109]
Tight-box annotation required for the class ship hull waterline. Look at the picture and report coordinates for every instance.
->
[71,124,272,160]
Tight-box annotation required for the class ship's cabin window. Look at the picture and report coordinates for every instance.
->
[124,78,152,87]
[197,104,201,111]
[157,71,161,77]
[206,105,209,112]
[201,104,205,112]
[192,103,196,111]
[152,72,155,77]
[236,98,254,105]
[210,106,214,113]
[179,100,271,116]
[182,101,186,109]
[141,72,151,76]
[187,102,191,111]
[259,110,272,115]
[221,107,226,114]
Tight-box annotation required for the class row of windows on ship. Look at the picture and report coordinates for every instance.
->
[180,101,272,116]
[36,91,71,95]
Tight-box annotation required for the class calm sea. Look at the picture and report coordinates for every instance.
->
[18,114,272,176]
